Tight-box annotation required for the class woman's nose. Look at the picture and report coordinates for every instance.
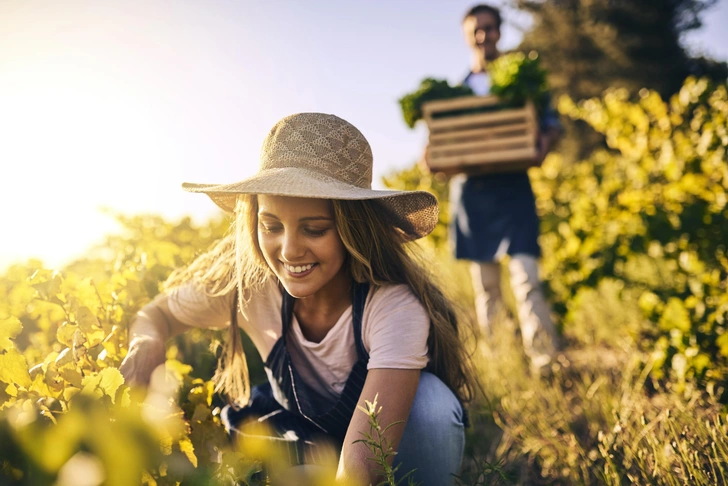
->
[281,232,305,261]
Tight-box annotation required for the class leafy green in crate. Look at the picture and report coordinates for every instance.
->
[399,51,549,129]
[489,51,549,112]
[398,78,474,129]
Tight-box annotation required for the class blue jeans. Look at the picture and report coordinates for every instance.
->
[223,372,466,484]
[394,372,466,486]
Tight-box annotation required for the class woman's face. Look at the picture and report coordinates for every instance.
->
[257,195,348,300]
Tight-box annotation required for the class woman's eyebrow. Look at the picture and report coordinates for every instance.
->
[299,216,334,222]
[257,212,333,222]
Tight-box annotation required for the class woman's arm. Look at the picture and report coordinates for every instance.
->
[336,368,421,485]
[119,294,195,386]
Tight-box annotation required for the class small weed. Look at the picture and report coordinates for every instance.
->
[354,394,420,486]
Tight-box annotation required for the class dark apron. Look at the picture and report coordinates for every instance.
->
[222,282,370,465]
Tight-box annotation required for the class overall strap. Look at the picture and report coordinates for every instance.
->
[280,287,295,341]
[351,282,370,361]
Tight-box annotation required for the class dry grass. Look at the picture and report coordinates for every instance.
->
[459,299,728,485]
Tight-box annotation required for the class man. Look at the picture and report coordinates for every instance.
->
[429,4,562,371]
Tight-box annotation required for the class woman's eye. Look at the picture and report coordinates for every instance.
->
[259,224,281,234]
[304,227,328,237]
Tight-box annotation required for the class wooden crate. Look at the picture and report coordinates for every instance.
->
[422,95,539,174]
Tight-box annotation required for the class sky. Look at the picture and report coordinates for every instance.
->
[1,0,727,271]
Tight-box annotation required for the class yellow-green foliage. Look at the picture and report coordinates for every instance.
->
[532,77,728,392]
[387,76,728,394]
[2,76,728,485]
[0,215,277,485]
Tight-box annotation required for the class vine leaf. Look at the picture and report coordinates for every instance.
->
[0,348,31,388]
[0,317,23,351]
[81,368,125,403]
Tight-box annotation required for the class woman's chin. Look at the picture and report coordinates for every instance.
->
[278,279,317,299]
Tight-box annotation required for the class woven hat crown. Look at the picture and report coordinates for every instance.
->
[260,113,373,188]
[181,112,439,241]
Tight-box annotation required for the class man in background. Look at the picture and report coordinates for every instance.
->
[431,4,562,371]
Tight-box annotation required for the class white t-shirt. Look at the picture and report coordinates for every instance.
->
[465,71,491,96]
[167,279,430,403]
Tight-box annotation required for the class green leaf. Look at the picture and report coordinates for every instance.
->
[658,298,692,333]
[178,438,198,468]
[63,386,81,402]
[76,306,100,332]
[0,348,31,388]
[165,359,193,382]
[55,347,75,369]
[716,333,728,358]
[30,270,64,302]
[0,317,23,351]
[97,368,125,403]
[57,322,77,348]
[82,368,125,404]
[59,368,83,388]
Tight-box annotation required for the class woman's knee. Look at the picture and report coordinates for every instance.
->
[405,372,464,438]
[396,373,465,485]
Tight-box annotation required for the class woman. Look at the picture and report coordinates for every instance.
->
[120,113,478,485]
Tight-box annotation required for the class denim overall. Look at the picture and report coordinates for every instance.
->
[222,282,370,465]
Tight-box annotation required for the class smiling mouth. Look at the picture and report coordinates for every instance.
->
[282,262,317,275]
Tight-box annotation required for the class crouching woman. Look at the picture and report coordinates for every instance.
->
[120,113,478,486]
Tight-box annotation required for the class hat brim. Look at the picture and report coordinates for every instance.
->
[182,167,439,241]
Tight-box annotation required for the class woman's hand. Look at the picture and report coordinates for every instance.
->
[119,336,166,387]
[119,294,192,387]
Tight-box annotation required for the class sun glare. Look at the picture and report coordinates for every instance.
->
[0,22,167,270]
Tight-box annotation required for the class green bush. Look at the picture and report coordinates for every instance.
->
[388,76,728,394]
[0,215,266,485]
[532,77,728,392]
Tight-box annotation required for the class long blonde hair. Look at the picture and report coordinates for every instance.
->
[165,195,478,406]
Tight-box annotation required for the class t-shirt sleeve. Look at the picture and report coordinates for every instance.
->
[363,285,429,370]
[167,283,236,329]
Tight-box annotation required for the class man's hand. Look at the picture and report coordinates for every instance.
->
[419,143,461,178]
[418,143,433,174]
[536,127,562,163]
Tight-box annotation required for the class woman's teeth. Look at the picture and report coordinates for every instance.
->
[284,263,315,274]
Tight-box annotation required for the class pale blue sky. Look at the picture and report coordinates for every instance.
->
[1,0,727,270]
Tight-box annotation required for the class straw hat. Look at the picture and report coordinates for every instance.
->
[182,113,438,241]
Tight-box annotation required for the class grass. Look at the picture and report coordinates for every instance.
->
[458,284,728,485]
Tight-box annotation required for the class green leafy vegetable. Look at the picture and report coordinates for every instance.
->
[398,78,474,129]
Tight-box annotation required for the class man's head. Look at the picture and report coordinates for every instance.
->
[462,4,502,63]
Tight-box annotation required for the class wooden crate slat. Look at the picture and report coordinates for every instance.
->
[422,97,540,174]
[422,95,501,118]
[429,122,531,143]
[428,108,529,131]
[429,134,534,156]
[428,146,538,169]
[525,102,538,135]
[461,159,542,174]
